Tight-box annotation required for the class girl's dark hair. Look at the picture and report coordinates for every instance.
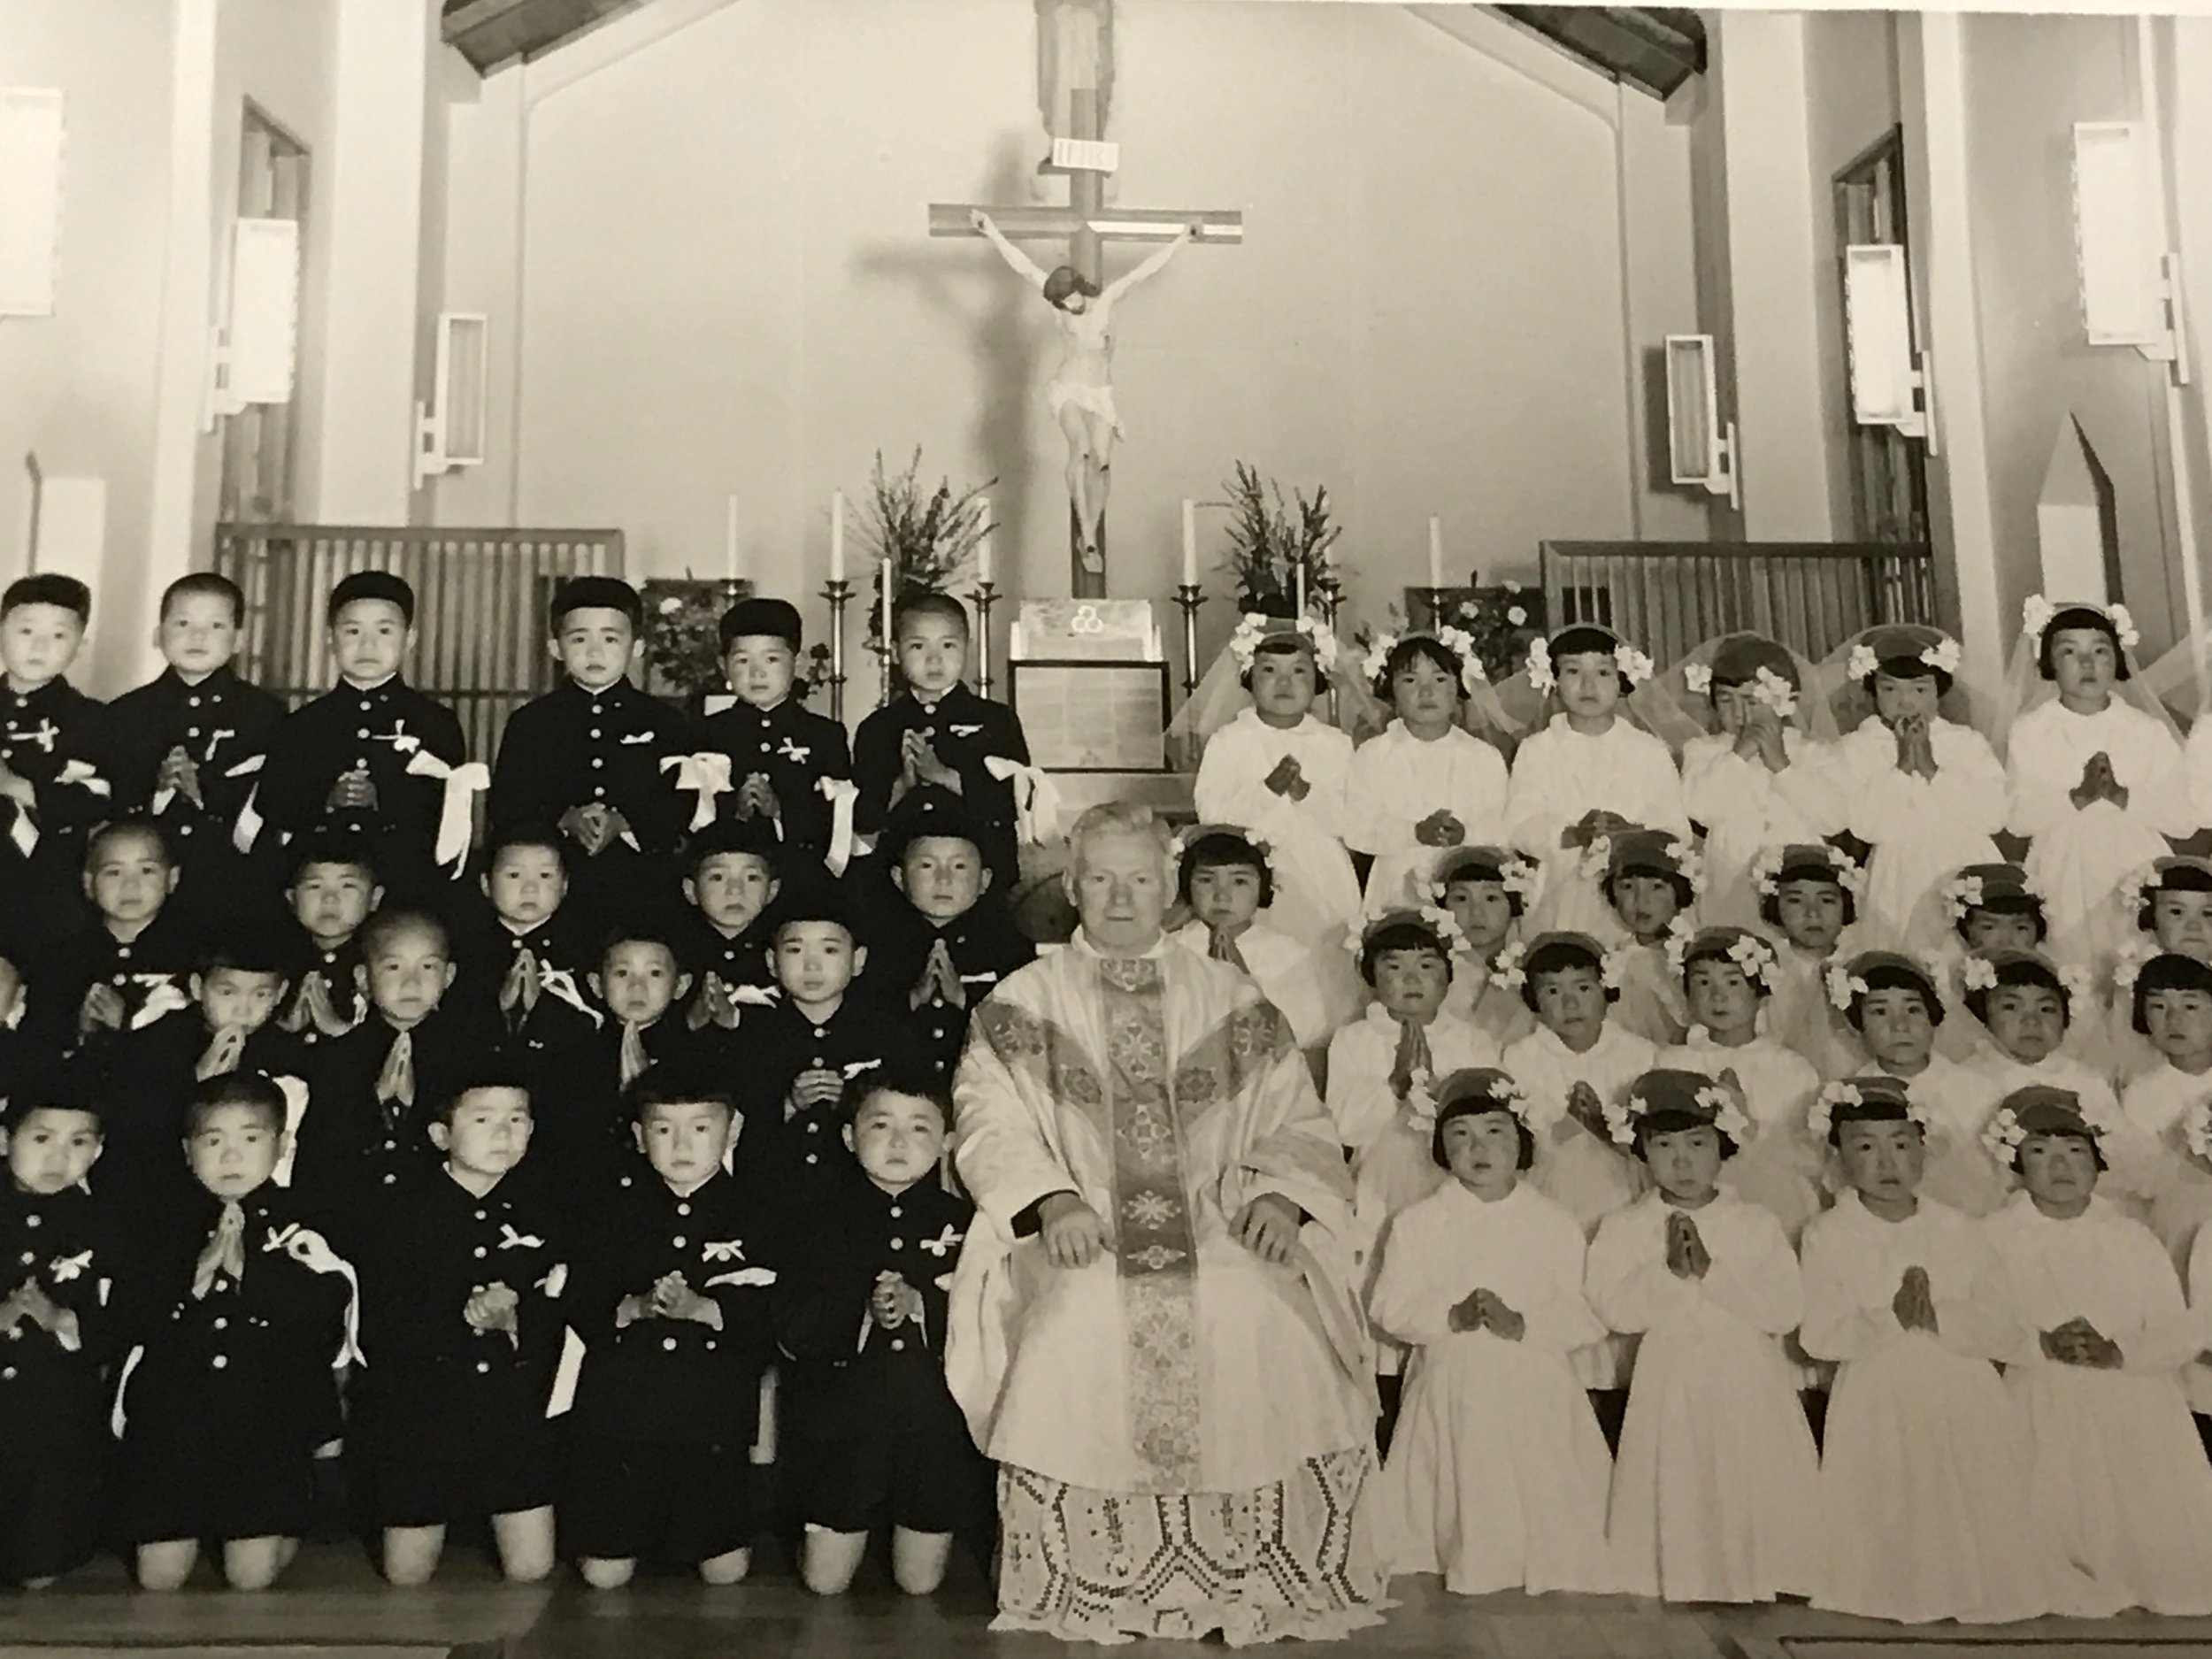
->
[1429,1098,1536,1171]
[1963,957,2070,1030]
[1758,866,1857,931]
[1629,1110,1738,1164]
[1863,654,1953,700]
[1177,831,1275,910]
[1678,933,1771,1001]
[2130,951,2212,1036]
[1359,920,1454,988]
[1377,635,1468,703]
[2036,606,2131,681]
[1518,939,1617,1014]
[842,1064,954,1129]
[1548,626,1620,664]
[433,1064,534,1127]
[1955,893,2047,947]
[1844,964,1946,1032]
[2137,863,2212,932]
[1237,634,1319,695]
[1439,862,1527,920]
[1601,864,1694,914]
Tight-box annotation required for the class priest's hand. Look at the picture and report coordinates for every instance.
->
[1038,1193,1110,1270]
[1233,1194,1302,1264]
[1893,1264,1939,1333]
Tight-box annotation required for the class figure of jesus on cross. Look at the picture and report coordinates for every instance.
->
[930,0,1240,598]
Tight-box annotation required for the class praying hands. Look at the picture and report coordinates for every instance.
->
[2070,751,2128,811]
[1448,1286,1525,1340]
[2041,1316,2123,1369]
[1892,1264,1939,1334]
[1665,1210,1712,1281]
[1263,756,1310,801]
[157,744,204,808]
[1890,713,1939,780]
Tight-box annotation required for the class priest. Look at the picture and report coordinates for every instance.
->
[945,801,1384,1645]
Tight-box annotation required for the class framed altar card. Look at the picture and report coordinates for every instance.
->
[1007,659,1171,772]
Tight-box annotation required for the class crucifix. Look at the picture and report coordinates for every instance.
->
[928,0,1241,599]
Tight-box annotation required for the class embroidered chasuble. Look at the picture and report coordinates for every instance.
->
[946,935,1373,1495]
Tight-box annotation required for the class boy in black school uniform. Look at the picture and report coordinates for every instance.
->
[561,1063,782,1588]
[691,597,853,864]
[0,574,113,950]
[275,833,379,1048]
[746,887,928,1184]
[354,1067,563,1586]
[489,576,689,933]
[455,823,600,1033]
[864,786,1034,1084]
[672,817,785,1038]
[852,590,1031,888]
[0,1080,127,1588]
[556,929,702,1217]
[251,572,473,910]
[775,1069,991,1598]
[114,1071,357,1593]
[27,817,201,1056]
[104,572,287,926]
[293,908,479,1250]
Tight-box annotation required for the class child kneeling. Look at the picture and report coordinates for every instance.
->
[774,1070,992,1595]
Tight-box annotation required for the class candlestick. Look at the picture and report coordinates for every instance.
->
[1294,560,1307,620]
[973,579,999,700]
[1181,499,1198,587]
[830,489,846,584]
[725,494,740,583]
[976,496,993,585]
[879,557,896,707]
[1173,582,1206,701]
[1427,516,1445,591]
[819,577,852,723]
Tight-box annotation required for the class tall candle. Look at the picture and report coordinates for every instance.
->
[725,494,740,582]
[1294,559,1307,618]
[1181,499,1198,587]
[1427,516,1445,590]
[880,555,895,647]
[829,489,846,584]
[975,496,993,584]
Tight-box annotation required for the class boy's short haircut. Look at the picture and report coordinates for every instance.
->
[879,786,986,870]
[2,573,91,622]
[766,879,857,943]
[624,1061,738,1125]
[2,1064,101,1134]
[892,589,970,639]
[186,1069,288,1137]
[681,816,780,881]
[718,596,803,652]
[196,924,296,980]
[326,570,416,626]
[85,815,173,872]
[842,1063,953,1129]
[598,926,681,968]
[357,906,449,962]
[1518,935,1618,1014]
[1177,828,1276,910]
[487,821,571,875]
[160,571,246,625]
[432,1061,534,1126]
[549,574,642,634]
[284,831,380,890]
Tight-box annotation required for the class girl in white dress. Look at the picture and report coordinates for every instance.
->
[1190,617,1364,957]
[1957,951,2128,1172]
[1800,1076,2105,1624]
[1504,626,1686,938]
[1500,933,1657,1402]
[1980,1087,2212,1614]
[1594,830,1698,1046]
[1432,847,1539,1049]
[1676,634,1847,928]
[1831,949,2008,1216]
[1363,1068,1617,1598]
[1659,926,1823,1246]
[2101,857,2212,1081]
[1345,631,1509,910]
[2114,951,2212,1280]
[1752,842,1869,1079]
[1168,826,1333,1054]
[2000,597,2191,957]
[1831,626,2008,950]
[1932,863,2057,1063]
[1587,1068,1824,1603]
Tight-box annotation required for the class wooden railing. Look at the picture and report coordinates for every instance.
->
[212,524,625,762]
[1539,540,1939,667]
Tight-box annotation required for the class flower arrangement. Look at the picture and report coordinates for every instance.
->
[639,579,835,707]
[1430,581,1543,685]
[1228,612,1340,678]
[857,448,996,650]
[1216,461,1342,613]
[1359,620,1486,694]
[2023,594,2139,653]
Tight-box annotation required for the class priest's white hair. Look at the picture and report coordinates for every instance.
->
[1066,800,1176,872]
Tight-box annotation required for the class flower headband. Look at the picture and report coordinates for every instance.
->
[1664,925,1778,988]
[1805,1079,1932,1145]
[2022,594,2139,654]
[1430,851,1539,903]
[1823,952,1947,1013]
[1434,1071,1537,1130]
[1959,953,2093,1002]
[1173,824,1279,887]
[1343,903,1467,958]
[1525,634,1655,695]
[1363,625,1485,695]
[1848,633,1961,681]
[1683,659,1798,719]
[1753,842,1865,898]
[1941,867,2039,922]
[1981,1094,2109,1167]
[1231,612,1340,677]
[1603,1082,1749,1149]
[2110,938,2162,995]
[2185,1098,2212,1164]
[1583,833,1705,895]
[1489,934,1627,991]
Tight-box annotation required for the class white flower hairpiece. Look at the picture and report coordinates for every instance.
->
[1585,835,1704,895]
[1751,664,1799,718]
[1751,842,1865,899]
[1432,1073,1537,1132]
[1658,917,1700,977]
[1684,661,1712,696]
[1847,642,1880,681]
[1600,945,1630,991]
[1806,1079,1933,1145]
[1923,635,1962,673]
[1824,966,1870,1012]
[1429,853,1539,905]
[1490,940,1529,990]
[1616,642,1655,686]
[2121,861,2166,920]
[1173,825,1279,887]
[2024,594,2141,655]
[1942,872,1987,921]
[2111,938,2160,995]
[1665,925,1777,988]
[1960,956,1999,994]
[2020,595,2057,645]
[2185,1097,2212,1164]
[1521,629,1653,693]
[1606,1084,1750,1148]
[1231,612,1340,678]
[1342,904,1467,957]
[2111,604,2141,652]
[1363,626,1483,695]
[1980,1096,2111,1168]
[1525,636,1555,694]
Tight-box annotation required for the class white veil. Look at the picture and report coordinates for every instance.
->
[1164,611,1389,769]
[1649,630,1840,746]
[1491,625,1705,756]
[1989,595,2177,757]
[1811,622,2002,739]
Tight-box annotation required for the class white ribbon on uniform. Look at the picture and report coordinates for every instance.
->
[536,966,605,1029]
[127,979,192,1030]
[265,1219,363,1367]
[396,737,491,872]
[8,758,111,857]
[819,777,859,875]
[701,694,739,717]
[267,1074,312,1188]
[227,756,268,853]
[983,756,1063,846]
[662,752,733,833]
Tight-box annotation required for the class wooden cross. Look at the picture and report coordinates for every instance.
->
[929,81,1240,597]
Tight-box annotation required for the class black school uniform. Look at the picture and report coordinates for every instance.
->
[111,1187,354,1547]
[853,685,1028,886]
[26,908,203,1058]
[740,998,930,1186]
[0,677,110,949]
[556,1014,706,1220]
[104,666,287,923]
[353,1164,566,1529]
[252,678,469,906]
[0,1181,127,1582]
[489,678,690,931]
[277,933,368,1050]
[692,694,853,860]
[293,1009,478,1249]
[453,909,597,1030]
[864,896,1035,1083]
[773,1164,989,1536]
[560,1166,780,1563]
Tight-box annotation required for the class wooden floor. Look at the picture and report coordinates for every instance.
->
[5,1543,2212,1658]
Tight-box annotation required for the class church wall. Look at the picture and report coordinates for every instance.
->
[488,0,1663,667]
[2173,19,2212,649]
